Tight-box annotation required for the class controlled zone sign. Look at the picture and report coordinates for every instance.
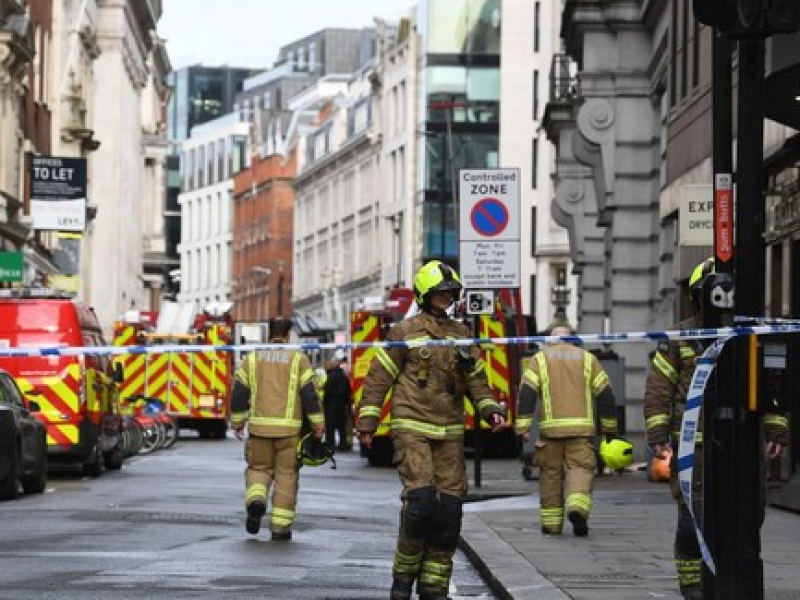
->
[459,168,520,288]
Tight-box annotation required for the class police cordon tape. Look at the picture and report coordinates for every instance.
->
[0,319,799,358]
[678,337,729,575]
[1,317,791,569]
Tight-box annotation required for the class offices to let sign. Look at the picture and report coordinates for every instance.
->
[458,168,520,288]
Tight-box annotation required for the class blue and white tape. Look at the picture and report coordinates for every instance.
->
[0,322,799,358]
[677,337,730,575]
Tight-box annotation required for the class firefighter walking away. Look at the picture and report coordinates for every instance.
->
[357,260,507,600]
[231,317,325,541]
[515,325,620,537]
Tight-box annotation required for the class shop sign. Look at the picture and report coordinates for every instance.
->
[0,251,23,282]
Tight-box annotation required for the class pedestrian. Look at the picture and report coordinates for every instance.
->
[643,257,789,600]
[357,260,507,600]
[324,354,353,451]
[230,316,325,542]
[515,325,619,537]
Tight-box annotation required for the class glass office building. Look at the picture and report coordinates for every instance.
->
[420,0,501,264]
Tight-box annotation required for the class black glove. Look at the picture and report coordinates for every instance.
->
[455,347,476,371]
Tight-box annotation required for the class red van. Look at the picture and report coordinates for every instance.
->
[0,289,123,475]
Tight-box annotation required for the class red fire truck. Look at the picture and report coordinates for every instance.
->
[350,288,530,465]
[112,302,233,439]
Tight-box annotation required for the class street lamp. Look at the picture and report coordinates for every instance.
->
[549,267,572,331]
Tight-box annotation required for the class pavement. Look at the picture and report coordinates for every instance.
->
[459,458,800,600]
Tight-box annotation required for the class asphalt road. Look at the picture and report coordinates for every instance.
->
[0,434,496,600]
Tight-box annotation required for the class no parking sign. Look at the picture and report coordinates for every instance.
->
[459,168,520,288]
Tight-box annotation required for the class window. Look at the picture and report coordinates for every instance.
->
[531,138,539,189]
[425,66,500,124]
[534,2,541,53]
[207,142,215,185]
[217,139,225,180]
[308,42,317,71]
[533,70,539,120]
[531,206,537,256]
[426,0,501,56]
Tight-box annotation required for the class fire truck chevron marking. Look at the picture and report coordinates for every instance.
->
[46,422,79,447]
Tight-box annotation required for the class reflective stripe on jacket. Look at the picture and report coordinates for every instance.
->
[232,345,323,437]
[517,342,616,438]
[356,311,501,440]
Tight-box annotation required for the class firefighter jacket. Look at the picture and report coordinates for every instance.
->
[515,342,618,439]
[231,340,324,438]
[356,311,502,440]
[644,316,789,448]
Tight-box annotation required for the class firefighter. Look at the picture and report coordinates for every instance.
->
[643,257,789,600]
[231,316,325,541]
[357,260,506,600]
[515,325,619,537]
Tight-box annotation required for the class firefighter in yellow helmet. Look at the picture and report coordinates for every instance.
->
[643,258,789,600]
[515,325,619,537]
[357,260,507,600]
[231,317,325,541]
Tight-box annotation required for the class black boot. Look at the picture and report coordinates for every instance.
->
[245,501,266,535]
[389,579,413,600]
[568,511,589,537]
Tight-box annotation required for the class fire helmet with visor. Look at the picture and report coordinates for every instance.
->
[688,257,715,303]
[413,260,463,307]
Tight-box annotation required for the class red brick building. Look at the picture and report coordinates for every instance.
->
[231,151,296,322]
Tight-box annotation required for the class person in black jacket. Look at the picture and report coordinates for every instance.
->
[324,355,352,451]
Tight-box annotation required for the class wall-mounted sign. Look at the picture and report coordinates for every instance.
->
[679,184,713,246]
[30,156,87,231]
[0,251,23,282]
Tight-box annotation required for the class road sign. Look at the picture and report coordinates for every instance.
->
[465,289,495,315]
[459,168,520,288]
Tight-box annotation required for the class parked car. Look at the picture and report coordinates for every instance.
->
[0,369,48,500]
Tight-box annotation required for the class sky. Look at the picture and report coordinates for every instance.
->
[159,0,416,70]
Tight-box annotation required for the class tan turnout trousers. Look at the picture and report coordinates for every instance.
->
[536,436,596,534]
[244,435,300,535]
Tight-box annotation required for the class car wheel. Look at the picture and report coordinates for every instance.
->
[83,441,103,476]
[0,442,20,500]
[103,444,124,470]
[21,454,47,494]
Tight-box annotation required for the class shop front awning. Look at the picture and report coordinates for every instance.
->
[293,313,341,337]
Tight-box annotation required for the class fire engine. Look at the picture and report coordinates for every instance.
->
[112,302,234,439]
[351,288,530,466]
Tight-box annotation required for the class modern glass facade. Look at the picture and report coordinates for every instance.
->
[167,66,256,147]
[421,0,501,264]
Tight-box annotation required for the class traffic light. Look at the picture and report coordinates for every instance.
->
[694,0,800,36]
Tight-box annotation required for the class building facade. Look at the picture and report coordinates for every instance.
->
[543,1,671,448]
[176,113,249,312]
[0,0,37,280]
[500,0,571,331]
[165,65,257,300]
